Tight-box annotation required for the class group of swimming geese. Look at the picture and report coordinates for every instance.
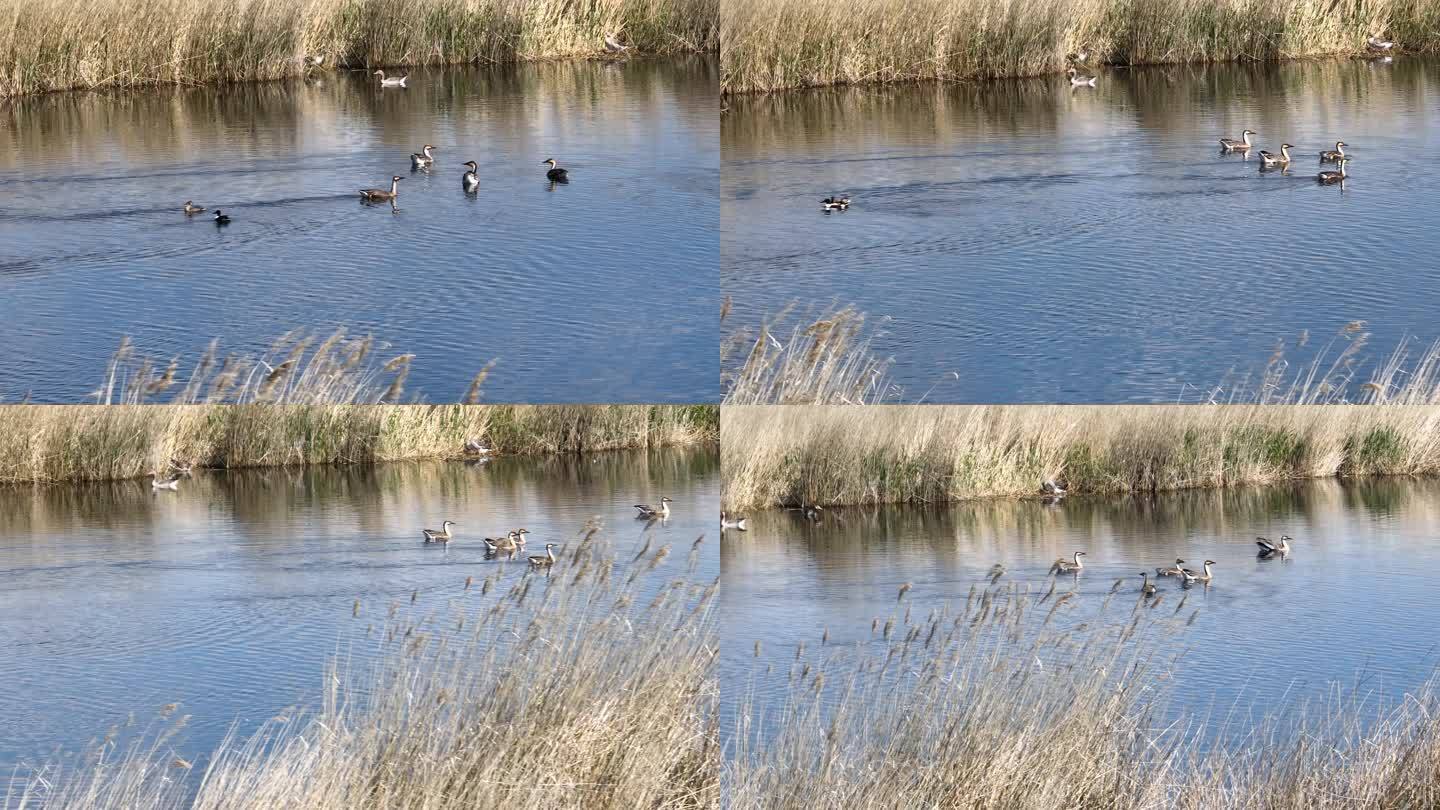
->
[417,496,674,567]
[1219,128,1355,183]
[1045,535,1294,597]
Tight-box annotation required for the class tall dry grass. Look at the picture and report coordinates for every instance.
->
[7,525,718,809]
[729,583,1440,807]
[721,0,1440,93]
[0,0,717,97]
[721,302,899,405]
[721,404,1440,509]
[0,403,717,484]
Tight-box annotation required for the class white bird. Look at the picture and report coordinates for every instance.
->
[1367,35,1395,51]
[150,473,180,491]
[373,70,408,87]
[464,437,490,455]
[1041,479,1066,496]
[1066,68,1097,87]
[604,33,630,54]
[721,511,748,531]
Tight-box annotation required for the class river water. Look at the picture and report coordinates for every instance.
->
[722,57,1440,402]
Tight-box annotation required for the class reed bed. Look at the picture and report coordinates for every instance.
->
[721,301,900,405]
[7,526,719,809]
[0,0,716,97]
[722,403,1440,509]
[729,584,1440,807]
[0,403,717,485]
[721,0,1440,93]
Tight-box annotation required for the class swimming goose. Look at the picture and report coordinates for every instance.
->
[464,437,490,455]
[1050,550,1087,574]
[183,201,206,215]
[634,497,672,518]
[484,531,519,552]
[1367,35,1395,51]
[1066,68,1098,87]
[821,195,851,212]
[542,159,569,182]
[604,33,630,53]
[151,473,181,491]
[461,161,480,192]
[511,528,530,547]
[1041,479,1066,496]
[410,145,436,169]
[1317,157,1350,184]
[721,511,748,531]
[1219,129,1256,151]
[1256,535,1293,556]
[1139,572,1157,597]
[359,176,403,201]
[803,505,824,522]
[373,70,408,87]
[528,543,557,568]
[1155,558,1186,577]
[1258,144,1294,166]
[1319,141,1348,162]
[1181,560,1216,583]
[213,210,231,225]
[422,520,456,543]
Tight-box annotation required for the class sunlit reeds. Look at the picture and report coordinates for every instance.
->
[722,0,1440,93]
[721,304,898,405]
[1,0,718,96]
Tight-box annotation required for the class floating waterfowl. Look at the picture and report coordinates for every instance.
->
[212,210,232,225]
[1219,129,1256,151]
[1258,143,1294,166]
[604,33,630,53]
[820,195,851,212]
[1181,560,1216,583]
[721,511,748,531]
[1041,479,1066,496]
[1367,35,1395,52]
[183,201,206,215]
[512,528,530,548]
[1256,535,1293,556]
[542,159,569,182]
[1156,558,1186,577]
[634,497,672,518]
[1319,141,1348,162]
[484,531,519,552]
[1066,68,1097,87]
[374,70,408,87]
[1317,157,1350,185]
[464,437,490,455]
[1050,550,1087,574]
[1139,572,1157,597]
[150,473,181,491]
[422,520,456,544]
[410,145,436,170]
[528,543,558,568]
[461,161,480,192]
[803,505,824,522]
[359,176,403,201]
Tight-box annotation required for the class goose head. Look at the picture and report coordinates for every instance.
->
[463,161,478,171]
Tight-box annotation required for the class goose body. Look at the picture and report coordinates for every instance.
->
[528,543,557,568]
[1317,158,1350,184]
[1156,558,1186,577]
[461,161,480,192]
[603,33,630,53]
[183,201,206,215]
[150,473,181,491]
[464,437,490,455]
[374,70,408,87]
[542,159,569,182]
[1219,129,1256,151]
[1368,35,1395,51]
[1258,144,1294,166]
[634,497,672,518]
[1050,550,1087,574]
[821,195,851,212]
[359,176,403,201]
[803,505,824,522]
[422,520,456,543]
[1139,572,1157,597]
[1181,560,1216,583]
[1256,535,1293,556]
[410,145,436,169]
[1319,141,1347,162]
[1066,68,1097,87]
[484,531,519,552]
[721,511,748,531]
[1041,479,1066,496]
[212,210,231,225]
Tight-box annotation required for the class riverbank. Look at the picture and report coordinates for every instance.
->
[0,404,717,485]
[721,0,1429,93]
[721,404,1440,509]
[1,0,717,97]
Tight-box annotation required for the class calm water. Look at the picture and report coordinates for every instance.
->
[722,58,1440,402]
[0,448,718,771]
[0,58,718,404]
[721,479,1440,746]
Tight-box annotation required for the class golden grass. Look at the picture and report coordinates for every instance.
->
[7,525,718,809]
[729,584,1440,807]
[721,403,1440,509]
[0,403,718,484]
[721,0,1440,93]
[721,303,899,405]
[1,0,717,96]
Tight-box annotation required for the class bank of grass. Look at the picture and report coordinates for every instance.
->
[722,404,1440,509]
[730,584,1440,807]
[8,526,718,809]
[0,403,718,485]
[1,0,717,97]
[721,0,1440,93]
